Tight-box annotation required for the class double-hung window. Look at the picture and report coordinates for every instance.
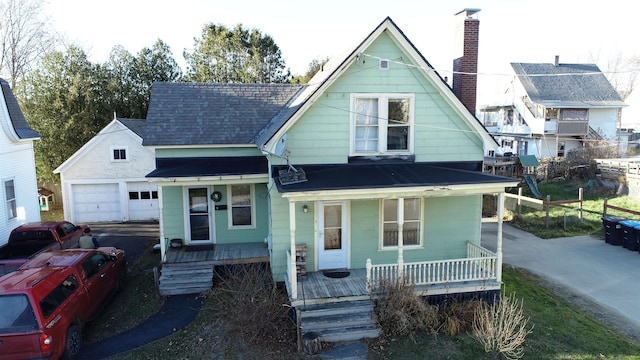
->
[381,198,422,249]
[351,94,414,155]
[4,179,16,219]
[228,184,254,228]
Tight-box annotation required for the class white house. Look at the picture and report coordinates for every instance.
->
[0,78,40,246]
[54,116,158,223]
[479,57,626,159]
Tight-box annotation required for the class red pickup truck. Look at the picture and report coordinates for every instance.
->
[0,221,88,276]
[0,247,126,360]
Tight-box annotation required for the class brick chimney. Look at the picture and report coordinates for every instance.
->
[452,8,480,115]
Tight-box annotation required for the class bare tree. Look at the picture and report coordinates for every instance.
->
[0,0,58,87]
[588,50,640,101]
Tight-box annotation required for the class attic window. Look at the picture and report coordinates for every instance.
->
[111,147,128,162]
[379,59,389,70]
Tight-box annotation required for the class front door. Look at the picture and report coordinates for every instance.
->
[187,187,214,244]
[317,202,348,270]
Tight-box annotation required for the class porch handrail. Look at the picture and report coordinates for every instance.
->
[467,241,496,259]
[366,252,497,291]
[286,250,297,299]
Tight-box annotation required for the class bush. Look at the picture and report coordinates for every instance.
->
[205,264,295,349]
[472,293,534,360]
[371,278,440,341]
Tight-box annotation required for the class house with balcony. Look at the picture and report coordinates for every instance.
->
[479,57,626,160]
[144,14,518,342]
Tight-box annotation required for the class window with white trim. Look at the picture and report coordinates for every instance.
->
[111,147,128,162]
[4,179,16,219]
[228,184,254,228]
[351,94,414,155]
[380,198,422,248]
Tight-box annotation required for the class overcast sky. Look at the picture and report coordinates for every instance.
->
[45,0,639,125]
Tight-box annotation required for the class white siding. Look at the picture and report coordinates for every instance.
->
[57,120,158,223]
[0,129,40,247]
[589,108,619,139]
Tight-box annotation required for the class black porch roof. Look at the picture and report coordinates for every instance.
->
[274,162,516,193]
[146,156,268,178]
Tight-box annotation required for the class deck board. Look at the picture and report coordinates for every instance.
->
[296,269,369,300]
[165,242,269,265]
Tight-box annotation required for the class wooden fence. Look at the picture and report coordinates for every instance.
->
[504,188,583,228]
[602,198,640,218]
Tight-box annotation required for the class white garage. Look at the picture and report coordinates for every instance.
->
[54,118,159,224]
[71,183,121,223]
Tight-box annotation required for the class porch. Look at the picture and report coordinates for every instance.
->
[285,242,500,307]
[164,242,269,265]
[158,242,269,296]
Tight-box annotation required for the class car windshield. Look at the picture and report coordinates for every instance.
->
[0,294,38,334]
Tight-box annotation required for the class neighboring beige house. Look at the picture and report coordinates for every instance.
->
[54,116,158,223]
[0,78,40,246]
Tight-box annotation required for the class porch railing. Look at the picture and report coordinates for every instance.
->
[365,242,497,291]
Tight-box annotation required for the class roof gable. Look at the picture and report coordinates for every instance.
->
[54,118,143,173]
[0,78,39,141]
[511,62,626,107]
[258,17,498,153]
[144,83,303,146]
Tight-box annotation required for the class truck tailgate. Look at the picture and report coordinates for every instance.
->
[0,332,45,360]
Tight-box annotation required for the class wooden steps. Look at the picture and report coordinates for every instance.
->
[298,299,380,343]
[158,262,214,296]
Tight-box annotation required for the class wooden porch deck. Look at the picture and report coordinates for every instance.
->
[164,242,269,265]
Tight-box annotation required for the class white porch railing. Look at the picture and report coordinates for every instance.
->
[366,242,497,291]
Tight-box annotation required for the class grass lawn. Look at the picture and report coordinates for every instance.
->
[507,179,640,238]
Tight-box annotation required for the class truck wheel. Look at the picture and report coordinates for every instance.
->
[62,325,82,360]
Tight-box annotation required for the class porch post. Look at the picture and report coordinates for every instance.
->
[397,198,404,279]
[289,201,298,299]
[158,185,166,263]
[497,192,505,283]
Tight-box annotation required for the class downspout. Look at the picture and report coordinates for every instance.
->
[496,192,504,284]
[289,200,298,299]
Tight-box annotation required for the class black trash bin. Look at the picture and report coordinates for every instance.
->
[602,216,625,245]
[620,220,640,251]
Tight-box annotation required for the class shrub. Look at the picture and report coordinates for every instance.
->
[371,278,440,341]
[472,293,534,360]
[205,264,295,348]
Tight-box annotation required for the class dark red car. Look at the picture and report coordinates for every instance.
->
[0,247,126,359]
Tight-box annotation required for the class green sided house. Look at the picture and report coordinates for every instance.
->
[144,15,518,341]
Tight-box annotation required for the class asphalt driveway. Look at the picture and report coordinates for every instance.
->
[482,221,640,340]
[75,221,203,359]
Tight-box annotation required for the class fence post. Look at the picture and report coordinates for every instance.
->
[545,195,551,229]
[578,187,583,221]
[517,187,523,216]
[603,198,608,218]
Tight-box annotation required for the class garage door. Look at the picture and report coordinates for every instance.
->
[72,183,121,223]
[127,182,159,220]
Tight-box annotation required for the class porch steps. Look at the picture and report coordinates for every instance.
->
[158,262,214,296]
[298,299,380,342]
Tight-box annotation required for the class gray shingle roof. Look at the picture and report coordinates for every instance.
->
[511,62,625,107]
[1,78,39,140]
[143,82,303,146]
[116,118,146,138]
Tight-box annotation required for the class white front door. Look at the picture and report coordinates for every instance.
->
[317,202,348,270]
[186,187,214,245]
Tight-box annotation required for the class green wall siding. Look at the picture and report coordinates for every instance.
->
[160,183,269,246]
[160,186,185,242]
[284,31,484,166]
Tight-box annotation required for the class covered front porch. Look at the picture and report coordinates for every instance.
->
[286,240,501,307]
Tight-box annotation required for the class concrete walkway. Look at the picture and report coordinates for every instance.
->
[481,221,640,338]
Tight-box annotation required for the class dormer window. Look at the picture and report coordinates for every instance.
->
[350,93,414,155]
[111,147,128,162]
